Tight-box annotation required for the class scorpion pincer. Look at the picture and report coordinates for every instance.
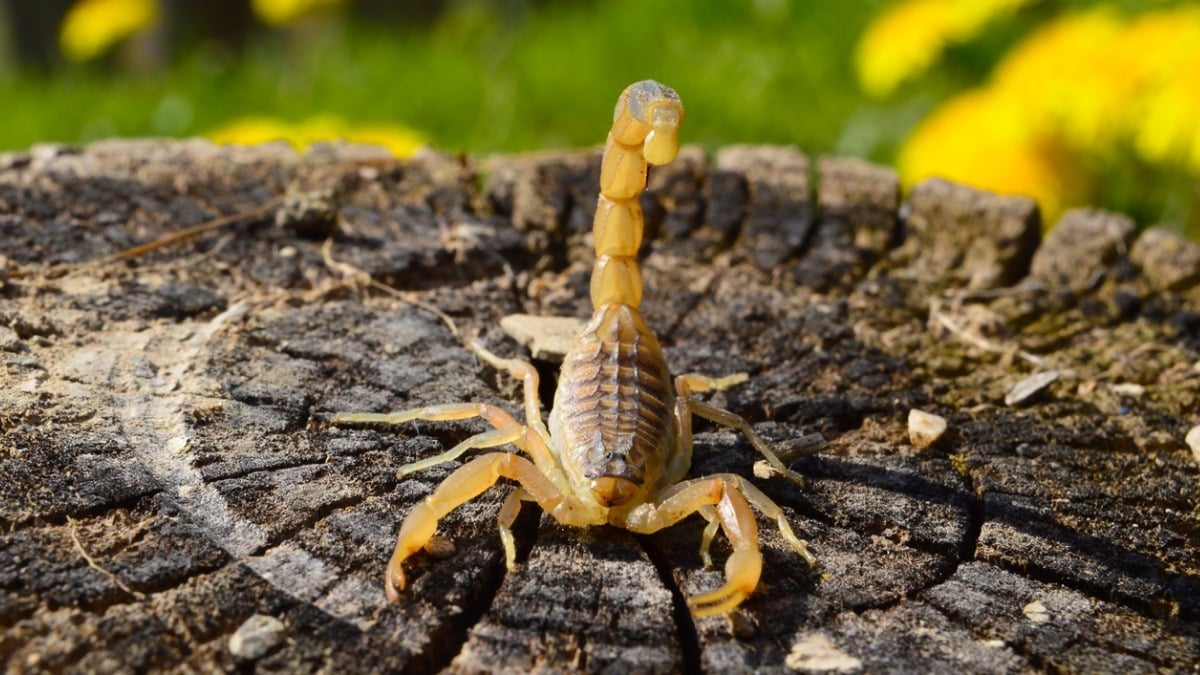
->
[333,80,816,617]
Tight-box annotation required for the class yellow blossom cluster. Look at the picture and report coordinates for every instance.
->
[59,0,158,63]
[855,0,1037,98]
[58,0,348,63]
[895,5,1200,224]
[251,0,349,27]
[206,116,425,158]
[898,90,1082,222]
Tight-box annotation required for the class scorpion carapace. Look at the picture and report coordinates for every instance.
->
[333,80,815,618]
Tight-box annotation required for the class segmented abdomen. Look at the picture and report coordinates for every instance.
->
[551,304,673,487]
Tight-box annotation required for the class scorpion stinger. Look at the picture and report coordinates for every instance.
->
[333,79,815,618]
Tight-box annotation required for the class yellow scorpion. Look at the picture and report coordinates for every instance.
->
[334,80,815,617]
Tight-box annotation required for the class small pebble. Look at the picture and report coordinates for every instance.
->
[166,436,191,454]
[1022,600,1050,623]
[908,409,948,449]
[30,143,80,163]
[1109,382,1145,397]
[424,534,457,559]
[1005,371,1059,406]
[1186,425,1200,467]
[0,325,21,352]
[5,356,43,370]
[229,614,285,660]
[753,461,773,480]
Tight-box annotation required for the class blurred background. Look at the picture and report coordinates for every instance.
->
[1,0,1197,239]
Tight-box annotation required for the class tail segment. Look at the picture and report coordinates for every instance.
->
[591,80,684,310]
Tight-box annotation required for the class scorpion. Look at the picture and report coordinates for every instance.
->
[333,80,816,617]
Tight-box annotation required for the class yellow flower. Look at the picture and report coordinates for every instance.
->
[1137,53,1200,174]
[898,88,1081,223]
[1112,6,1200,91]
[992,5,1200,168]
[207,115,425,158]
[59,0,158,63]
[892,2,1200,233]
[1124,9,1200,173]
[252,0,348,27]
[856,0,1037,98]
[993,8,1124,150]
[206,118,296,147]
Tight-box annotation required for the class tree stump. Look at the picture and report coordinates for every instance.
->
[1,140,1198,673]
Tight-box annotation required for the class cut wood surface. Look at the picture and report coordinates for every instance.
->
[1,140,1198,673]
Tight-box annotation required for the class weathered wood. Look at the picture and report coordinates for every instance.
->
[897,177,1042,291]
[1,140,1198,673]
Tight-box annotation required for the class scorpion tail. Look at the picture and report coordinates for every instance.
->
[591,80,684,310]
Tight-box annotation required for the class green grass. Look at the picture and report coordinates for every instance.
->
[5,0,1198,239]
[0,1,874,155]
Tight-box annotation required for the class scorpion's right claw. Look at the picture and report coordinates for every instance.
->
[686,549,763,618]
[385,551,408,602]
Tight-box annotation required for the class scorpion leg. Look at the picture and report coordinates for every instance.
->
[386,451,562,600]
[676,372,807,485]
[667,373,818,590]
[697,505,720,568]
[663,391,726,567]
[332,341,566,487]
[497,487,534,569]
[720,474,817,568]
[335,403,524,476]
[464,340,551,444]
[463,341,569,488]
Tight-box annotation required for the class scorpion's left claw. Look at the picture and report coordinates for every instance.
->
[686,549,763,618]
[384,501,438,601]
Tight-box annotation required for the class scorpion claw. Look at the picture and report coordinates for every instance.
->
[688,590,749,619]
[385,558,407,602]
[686,549,763,618]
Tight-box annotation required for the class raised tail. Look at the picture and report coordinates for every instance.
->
[591,80,685,310]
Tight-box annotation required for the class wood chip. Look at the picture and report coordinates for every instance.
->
[499,314,586,361]
[1005,371,1059,406]
[784,633,862,673]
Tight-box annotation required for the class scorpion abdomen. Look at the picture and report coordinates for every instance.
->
[551,304,674,494]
